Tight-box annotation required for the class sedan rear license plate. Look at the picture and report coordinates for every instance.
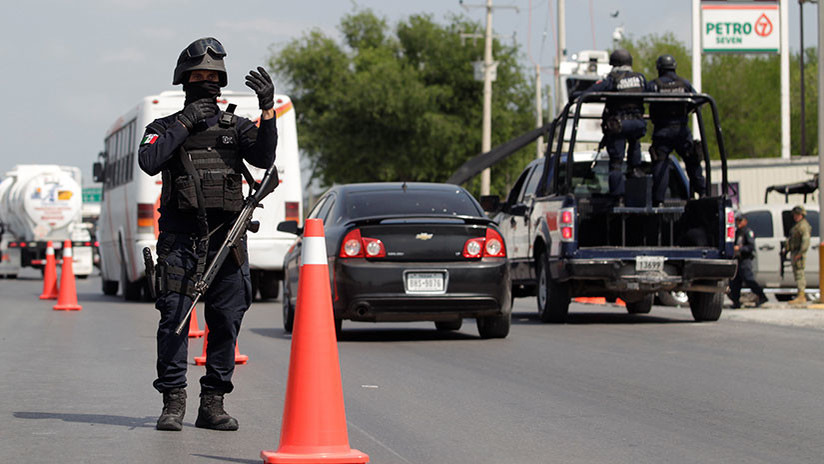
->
[406,272,446,294]
[636,256,665,272]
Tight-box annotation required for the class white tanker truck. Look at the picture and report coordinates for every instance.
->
[0,165,93,278]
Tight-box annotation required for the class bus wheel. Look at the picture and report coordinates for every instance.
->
[121,263,142,301]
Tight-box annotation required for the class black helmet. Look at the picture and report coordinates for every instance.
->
[656,54,677,73]
[172,37,228,87]
[609,49,632,67]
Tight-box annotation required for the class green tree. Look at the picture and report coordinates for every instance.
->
[268,9,537,197]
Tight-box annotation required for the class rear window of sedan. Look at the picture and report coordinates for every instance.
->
[344,189,481,219]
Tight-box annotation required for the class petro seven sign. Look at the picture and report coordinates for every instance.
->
[702,1,780,53]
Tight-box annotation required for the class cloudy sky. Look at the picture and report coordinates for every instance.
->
[0,0,817,184]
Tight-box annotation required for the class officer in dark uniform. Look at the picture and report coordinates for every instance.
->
[576,49,647,200]
[138,37,277,431]
[648,54,705,205]
[728,212,768,309]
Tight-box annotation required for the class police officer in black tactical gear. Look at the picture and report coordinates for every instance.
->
[575,49,647,200]
[138,37,277,432]
[648,54,706,205]
[728,212,768,309]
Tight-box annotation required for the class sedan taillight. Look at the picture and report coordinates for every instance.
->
[339,229,386,258]
[463,228,506,258]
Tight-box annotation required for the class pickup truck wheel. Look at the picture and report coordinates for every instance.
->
[688,291,723,322]
[626,295,653,314]
[435,319,463,331]
[537,253,570,323]
[259,271,280,300]
[102,279,119,296]
[476,312,511,339]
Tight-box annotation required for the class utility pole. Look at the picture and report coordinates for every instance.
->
[482,0,493,195]
[818,0,824,296]
[801,0,807,157]
[781,0,791,159]
[461,0,517,195]
[554,0,567,115]
[692,0,703,141]
[799,1,817,156]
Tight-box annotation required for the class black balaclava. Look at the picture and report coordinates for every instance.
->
[182,78,221,106]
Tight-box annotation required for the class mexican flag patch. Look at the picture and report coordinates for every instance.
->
[141,134,159,145]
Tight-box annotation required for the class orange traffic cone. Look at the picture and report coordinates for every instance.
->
[261,218,368,464]
[194,325,209,366]
[188,307,205,338]
[39,241,59,300]
[53,241,81,311]
[234,341,248,365]
[575,297,606,304]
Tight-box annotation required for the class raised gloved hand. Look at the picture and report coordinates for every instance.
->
[178,99,217,131]
[245,66,275,110]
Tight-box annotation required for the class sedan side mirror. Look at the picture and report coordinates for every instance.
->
[277,220,303,235]
[480,195,501,212]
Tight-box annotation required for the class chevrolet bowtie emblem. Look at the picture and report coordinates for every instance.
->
[415,233,433,240]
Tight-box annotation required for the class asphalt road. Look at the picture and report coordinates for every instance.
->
[1,272,823,464]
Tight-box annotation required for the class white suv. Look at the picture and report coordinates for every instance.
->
[739,204,820,300]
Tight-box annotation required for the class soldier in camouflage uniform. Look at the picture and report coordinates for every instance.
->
[788,205,811,304]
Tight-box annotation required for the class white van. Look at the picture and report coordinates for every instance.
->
[95,91,302,300]
[739,203,819,300]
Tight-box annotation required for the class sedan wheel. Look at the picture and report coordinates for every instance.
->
[282,294,294,333]
[476,312,510,339]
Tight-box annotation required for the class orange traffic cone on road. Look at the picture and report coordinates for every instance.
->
[39,241,58,300]
[261,218,368,464]
[194,325,209,366]
[53,241,81,311]
[188,307,205,338]
[575,297,606,304]
[234,341,248,365]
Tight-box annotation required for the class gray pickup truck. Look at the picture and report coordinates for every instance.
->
[479,93,737,322]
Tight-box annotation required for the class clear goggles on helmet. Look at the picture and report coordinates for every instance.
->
[182,38,226,60]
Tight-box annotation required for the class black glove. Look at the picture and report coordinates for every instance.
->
[178,99,217,131]
[245,66,275,110]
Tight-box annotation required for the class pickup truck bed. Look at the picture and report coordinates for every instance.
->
[486,92,737,323]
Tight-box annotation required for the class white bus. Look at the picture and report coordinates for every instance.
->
[94,90,302,300]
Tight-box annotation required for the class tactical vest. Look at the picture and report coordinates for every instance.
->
[606,70,645,116]
[160,112,244,213]
[650,75,691,123]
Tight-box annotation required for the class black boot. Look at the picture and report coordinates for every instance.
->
[156,388,186,431]
[195,391,238,431]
